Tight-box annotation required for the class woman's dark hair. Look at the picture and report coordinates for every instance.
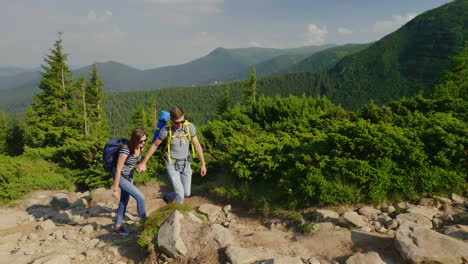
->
[128,128,147,154]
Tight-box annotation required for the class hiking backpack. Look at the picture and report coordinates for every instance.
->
[151,110,170,144]
[102,137,129,172]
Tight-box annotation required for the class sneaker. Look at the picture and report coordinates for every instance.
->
[114,227,130,236]
[162,194,170,204]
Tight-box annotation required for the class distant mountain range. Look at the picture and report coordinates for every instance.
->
[0,43,345,111]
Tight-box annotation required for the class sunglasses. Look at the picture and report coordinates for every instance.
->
[139,140,146,144]
[172,120,185,125]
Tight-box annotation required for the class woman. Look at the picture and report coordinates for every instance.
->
[112,128,147,235]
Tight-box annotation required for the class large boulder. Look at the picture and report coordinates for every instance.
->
[395,222,468,264]
[224,246,303,264]
[198,204,222,222]
[406,205,438,220]
[157,210,187,257]
[396,213,432,229]
[339,211,367,227]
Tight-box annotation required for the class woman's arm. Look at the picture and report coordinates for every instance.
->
[112,152,128,199]
[136,138,162,172]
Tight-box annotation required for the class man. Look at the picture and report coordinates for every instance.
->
[137,106,207,204]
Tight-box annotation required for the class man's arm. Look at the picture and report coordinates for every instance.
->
[191,136,207,176]
[137,138,162,172]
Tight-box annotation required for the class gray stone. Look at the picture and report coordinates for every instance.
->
[358,206,381,217]
[80,224,94,234]
[396,213,432,229]
[313,222,334,231]
[198,204,222,222]
[382,205,396,213]
[434,196,452,206]
[210,224,233,247]
[406,205,438,220]
[269,256,304,264]
[85,249,101,258]
[395,222,468,264]
[63,230,77,240]
[397,202,411,210]
[310,209,340,223]
[418,198,435,207]
[346,252,386,264]
[432,218,443,229]
[32,253,71,264]
[452,193,465,203]
[307,257,321,264]
[223,204,232,213]
[225,246,272,264]
[339,211,367,227]
[157,210,187,257]
[38,219,56,231]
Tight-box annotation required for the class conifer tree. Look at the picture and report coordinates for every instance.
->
[217,88,231,116]
[27,33,80,147]
[242,65,257,104]
[86,64,108,139]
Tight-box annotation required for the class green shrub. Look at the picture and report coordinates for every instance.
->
[0,154,74,201]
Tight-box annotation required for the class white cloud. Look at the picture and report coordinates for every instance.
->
[305,24,328,45]
[337,27,352,35]
[373,13,417,34]
[87,9,112,24]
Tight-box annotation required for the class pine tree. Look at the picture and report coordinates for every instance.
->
[217,88,231,116]
[86,64,108,139]
[242,65,257,104]
[27,33,81,147]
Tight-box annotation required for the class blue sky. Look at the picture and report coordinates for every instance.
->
[0,0,453,69]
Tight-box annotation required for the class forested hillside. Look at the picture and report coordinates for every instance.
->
[328,0,468,109]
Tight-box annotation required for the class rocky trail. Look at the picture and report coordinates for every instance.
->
[1,184,467,264]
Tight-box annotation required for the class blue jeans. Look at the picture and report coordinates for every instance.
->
[113,170,146,225]
[165,159,192,204]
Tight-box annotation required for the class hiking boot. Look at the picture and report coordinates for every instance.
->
[162,194,170,204]
[114,227,130,236]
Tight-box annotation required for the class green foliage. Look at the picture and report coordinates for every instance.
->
[5,119,25,156]
[201,95,467,209]
[138,203,192,249]
[0,154,74,201]
[242,65,257,104]
[433,41,468,100]
[27,35,82,147]
[0,109,7,154]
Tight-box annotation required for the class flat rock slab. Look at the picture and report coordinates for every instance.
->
[396,213,432,229]
[346,252,386,264]
[198,204,222,222]
[395,222,468,264]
